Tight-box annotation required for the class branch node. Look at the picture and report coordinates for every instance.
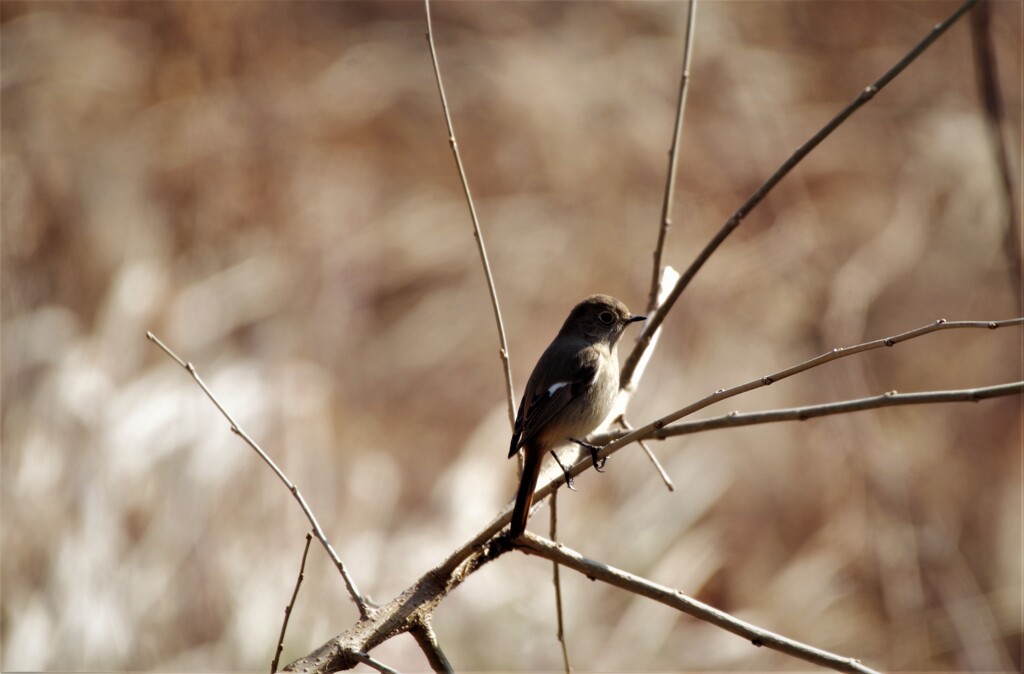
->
[936,318,947,324]
[761,376,773,385]
[884,337,895,346]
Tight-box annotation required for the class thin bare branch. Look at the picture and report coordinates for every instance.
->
[410,620,454,674]
[622,0,981,383]
[618,416,674,491]
[643,381,1024,440]
[272,533,313,674]
[970,0,1022,310]
[607,318,1022,460]
[424,0,516,430]
[549,493,572,673]
[146,331,370,619]
[351,651,400,674]
[517,533,883,674]
[649,0,699,313]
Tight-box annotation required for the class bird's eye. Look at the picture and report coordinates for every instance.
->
[598,311,615,325]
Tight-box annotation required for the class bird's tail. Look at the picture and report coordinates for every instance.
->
[509,446,543,539]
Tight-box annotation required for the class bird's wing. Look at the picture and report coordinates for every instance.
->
[508,346,599,458]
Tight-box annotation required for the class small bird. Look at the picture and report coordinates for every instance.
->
[508,295,646,538]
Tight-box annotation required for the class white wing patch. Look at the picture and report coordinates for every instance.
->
[547,381,569,397]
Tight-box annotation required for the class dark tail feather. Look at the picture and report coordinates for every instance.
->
[509,446,543,538]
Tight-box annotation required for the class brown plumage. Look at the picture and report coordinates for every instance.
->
[508,295,645,538]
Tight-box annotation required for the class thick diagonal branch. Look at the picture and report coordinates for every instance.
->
[285,537,511,673]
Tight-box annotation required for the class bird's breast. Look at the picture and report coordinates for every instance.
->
[566,348,619,437]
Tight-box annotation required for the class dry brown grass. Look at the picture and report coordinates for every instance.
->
[2,1,1021,670]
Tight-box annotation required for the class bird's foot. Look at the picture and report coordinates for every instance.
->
[569,438,607,472]
[549,450,578,490]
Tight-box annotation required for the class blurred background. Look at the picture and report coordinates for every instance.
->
[2,1,1021,670]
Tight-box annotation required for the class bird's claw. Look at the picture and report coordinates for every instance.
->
[570,438,607,472]
[549,450,578,490]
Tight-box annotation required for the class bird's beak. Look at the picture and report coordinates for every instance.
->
[628,314,647,323]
